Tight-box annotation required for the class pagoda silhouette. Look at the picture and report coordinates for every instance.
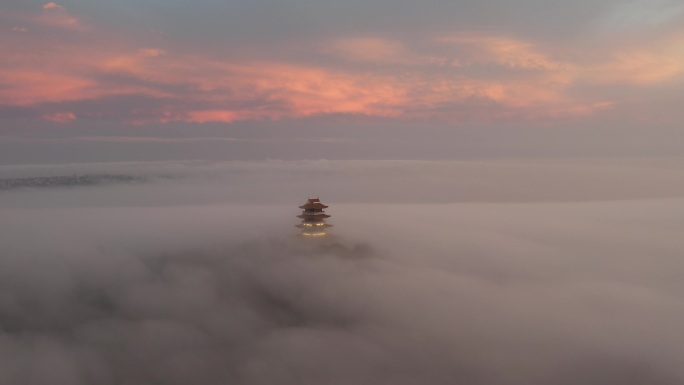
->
[296,197,332,236]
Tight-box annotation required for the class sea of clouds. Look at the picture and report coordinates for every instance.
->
[1,159,684,385]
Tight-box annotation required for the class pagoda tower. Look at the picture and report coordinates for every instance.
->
[296,197,332,236]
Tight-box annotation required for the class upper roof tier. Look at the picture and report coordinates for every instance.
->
[299,197,329,209]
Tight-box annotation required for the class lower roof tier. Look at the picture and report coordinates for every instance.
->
[297,214,331,219]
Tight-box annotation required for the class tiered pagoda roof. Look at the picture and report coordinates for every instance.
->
[296,197,332,236]
[299,198,328,210]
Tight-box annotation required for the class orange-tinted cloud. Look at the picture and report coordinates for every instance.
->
[436,34,573,71]
[0,70,96,106]
[186,110,241,123]
[584,42,684,86]
[42,2,65,10]
[138,48,166,58]
[0,3,682,126]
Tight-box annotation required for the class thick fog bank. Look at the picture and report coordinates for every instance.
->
[1,160,684,384]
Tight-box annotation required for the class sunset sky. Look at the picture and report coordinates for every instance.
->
[4,3,684,383]
[1,0,683,163]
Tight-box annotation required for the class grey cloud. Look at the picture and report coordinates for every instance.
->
[71,0,630,43]
[0,91,288,125]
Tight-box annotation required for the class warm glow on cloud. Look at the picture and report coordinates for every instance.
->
[138,48,166,58]
[586,45,684,86]
[0,70,95,106]
[235,64,407,117]
[437,34,572,71]
[42,2,64,11]
[36,2,87,31]
[187,110,240,123]
[0,2,682,126]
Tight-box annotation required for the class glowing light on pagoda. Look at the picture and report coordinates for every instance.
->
[296,197,332,237]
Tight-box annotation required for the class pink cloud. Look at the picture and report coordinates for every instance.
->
[42,2,65,10]
[436,34,573,71]
[585,48,684,86]
[72,136,241,143]
[36,2,87,31]
[0,37,608,124]
[138,48,166,58]
[0,70,96,106]
[186,110,241,123]
[1,11,681,126]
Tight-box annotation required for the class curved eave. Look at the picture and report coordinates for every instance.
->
[299,203,329,209]
[297,214,331,219]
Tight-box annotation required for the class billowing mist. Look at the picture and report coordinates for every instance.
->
[2,159,684,385]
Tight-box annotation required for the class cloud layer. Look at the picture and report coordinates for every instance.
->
[2,159,684,384]
[1,1,683,126]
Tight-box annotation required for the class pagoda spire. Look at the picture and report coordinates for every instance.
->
[296,197,332,236]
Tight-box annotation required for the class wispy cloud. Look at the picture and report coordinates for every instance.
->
[42,111,76,123]
[36,2,87,31]
[0,2,682,126]
[436,34,572,71]
[42,2,65,11]
[326,37,420,65]
[72,136,242,143]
